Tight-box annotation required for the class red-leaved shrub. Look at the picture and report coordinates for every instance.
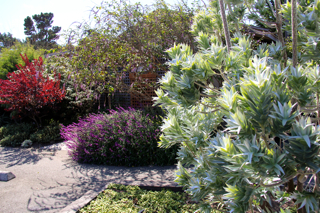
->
[0,54,65,127]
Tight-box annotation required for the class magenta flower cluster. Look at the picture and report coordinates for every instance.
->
[60,107,178,166]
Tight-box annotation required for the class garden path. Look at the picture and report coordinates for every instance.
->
[0,142,178,213]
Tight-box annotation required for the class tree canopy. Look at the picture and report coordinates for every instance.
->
[24,12,61,49]
[0,32,20,50]
[48,0,201,109]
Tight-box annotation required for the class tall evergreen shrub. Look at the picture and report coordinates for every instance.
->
[155,0,320,212]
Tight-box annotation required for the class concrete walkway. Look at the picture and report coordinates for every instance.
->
[0,142,178,213]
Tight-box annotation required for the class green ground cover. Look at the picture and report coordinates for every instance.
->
[79,183,209,213]
[79,183,297,213]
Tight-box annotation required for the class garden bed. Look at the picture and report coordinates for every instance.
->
[78,183,202,213]
[77,182,299,213]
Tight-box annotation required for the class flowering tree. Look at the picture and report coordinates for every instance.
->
[0,54,65,127]
[155,0,320,212]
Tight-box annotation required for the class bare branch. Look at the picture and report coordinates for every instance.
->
[194,82,220,92]
[200,102,219,109]
[196,108,221,114]
[200,93,219,98]
[260,173,298,187]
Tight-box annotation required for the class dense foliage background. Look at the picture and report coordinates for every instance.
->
[0,42,45,79]
[0,0,201,150]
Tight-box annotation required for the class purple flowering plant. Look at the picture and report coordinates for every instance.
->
[60,107,178,166]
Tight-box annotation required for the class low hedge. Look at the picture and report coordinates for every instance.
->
[0,122,35,147]
[0,121,61,147]
[60,107,178,166]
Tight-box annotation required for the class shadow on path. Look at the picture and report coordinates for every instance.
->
[0,147,56,168]
[26,156,177,212]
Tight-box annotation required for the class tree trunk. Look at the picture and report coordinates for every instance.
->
[292,2,304,212]
[218,0,231,53]
[297,175,307,213]
[287,179,295,193]
[275,0,288,67]
[31,115,40,129]
[108,94,112,109]
[292,0,298,68]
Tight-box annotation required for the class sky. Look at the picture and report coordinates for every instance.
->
[0,0,172,45]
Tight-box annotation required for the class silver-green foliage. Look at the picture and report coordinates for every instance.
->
[155,1,320,212]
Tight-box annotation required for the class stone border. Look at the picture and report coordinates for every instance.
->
[0,171,15,181]
[59,184,109,213]
[59,183,183,213]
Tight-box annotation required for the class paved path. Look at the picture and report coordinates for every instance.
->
[0,143,178,213]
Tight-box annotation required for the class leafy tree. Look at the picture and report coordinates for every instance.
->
[155,0,320,212]
[56,0,200,109]
[44,54,104,118]
[0,32,20,50]
[0,54,65,128]
[24,12,61,49]
[0,42,44,79]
